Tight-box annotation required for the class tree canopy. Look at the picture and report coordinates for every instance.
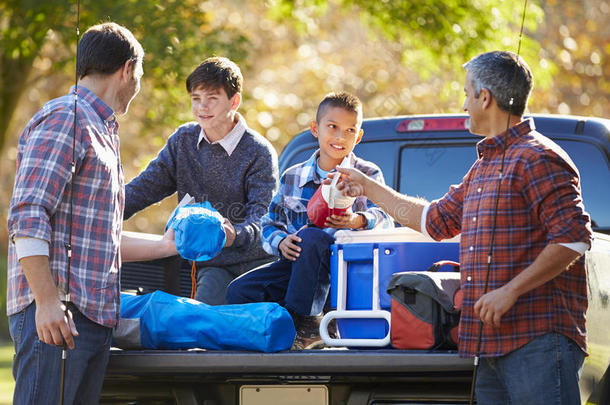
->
[0,0,545,153]
[0,0,607,237]
[0,0,249,152]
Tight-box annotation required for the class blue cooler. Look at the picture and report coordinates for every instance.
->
[328,228,459,344]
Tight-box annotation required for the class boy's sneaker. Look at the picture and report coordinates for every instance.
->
[291,316,339,350]
[291,315,322,350]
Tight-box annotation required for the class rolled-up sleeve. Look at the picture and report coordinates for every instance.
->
[8,107,85,243]
[521,151,592,246]
[426,181,465,241]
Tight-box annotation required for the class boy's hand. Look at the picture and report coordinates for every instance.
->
[279,233,302,261]
[325,212,366,229]
[325,167,368,197]
[223,218,236,247]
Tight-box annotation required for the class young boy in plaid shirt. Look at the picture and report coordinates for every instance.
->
[226,92,392,349]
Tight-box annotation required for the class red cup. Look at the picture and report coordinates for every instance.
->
[307,183,355,228]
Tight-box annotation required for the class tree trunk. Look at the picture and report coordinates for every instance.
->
[0,54,35,152]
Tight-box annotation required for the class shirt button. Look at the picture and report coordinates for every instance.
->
[469,246,474,251]
[467,276,472,281]
[477,188,482,193]
[472,216,477,222]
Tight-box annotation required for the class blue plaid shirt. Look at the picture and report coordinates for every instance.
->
[261,150,393,256]
[7,85,124,328]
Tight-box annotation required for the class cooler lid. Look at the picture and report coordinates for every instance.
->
[333,227,460,244]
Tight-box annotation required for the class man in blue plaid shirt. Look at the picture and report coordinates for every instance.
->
[227,92,392,349]
[7,23,177,404]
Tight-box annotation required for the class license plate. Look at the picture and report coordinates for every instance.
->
[240,385,328,405]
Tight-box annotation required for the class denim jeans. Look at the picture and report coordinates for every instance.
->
[226,227,335,316]
[195,257,272,305]
[475,332,585,405]
[9,302,112,405]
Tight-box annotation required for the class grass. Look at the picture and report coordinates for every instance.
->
[0,343,14,404]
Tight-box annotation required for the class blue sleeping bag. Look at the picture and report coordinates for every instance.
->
[114,291,296,352]
[166,202,226,262]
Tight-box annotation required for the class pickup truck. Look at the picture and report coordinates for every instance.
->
[101,114,610,405]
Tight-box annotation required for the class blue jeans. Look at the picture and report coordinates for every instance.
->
[195,257,271,305]
[9,302,112,405]
[226,227,334,316]
[475,332,585,405]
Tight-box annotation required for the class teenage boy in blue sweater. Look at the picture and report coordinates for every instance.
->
[124,57,278,305]
[226,92,392,348]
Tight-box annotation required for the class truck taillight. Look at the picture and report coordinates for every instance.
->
[397,118,469,132]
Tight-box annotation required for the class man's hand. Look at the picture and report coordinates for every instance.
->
[325,167,369,198]
[19,255,79,349]
[473,285,518,328]
[474,244,584,329]
[325,212,366,229]
[223,218,236,247]
[35,299,79,349]
[279,233,302,261]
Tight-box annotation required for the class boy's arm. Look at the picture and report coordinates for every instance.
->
[231,145,279,249]
[124,131,180,220]
[261,182,291,257]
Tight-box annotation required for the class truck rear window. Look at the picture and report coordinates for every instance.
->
[398,144,476,200]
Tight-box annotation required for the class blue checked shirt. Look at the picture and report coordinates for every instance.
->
[7,85,124,328]
[261,150,393,256]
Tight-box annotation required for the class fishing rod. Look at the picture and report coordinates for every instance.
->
[468,0,529,404]
[60,0,80,403]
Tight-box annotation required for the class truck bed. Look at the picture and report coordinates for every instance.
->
[106,348,472,376]
[102,348,474,404]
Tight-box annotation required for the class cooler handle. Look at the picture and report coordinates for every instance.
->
[322,247,391,347]
[320,309,391,347]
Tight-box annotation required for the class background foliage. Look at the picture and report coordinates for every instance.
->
[0,0,608,340]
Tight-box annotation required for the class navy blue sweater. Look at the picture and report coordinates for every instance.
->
[125,122,278,269]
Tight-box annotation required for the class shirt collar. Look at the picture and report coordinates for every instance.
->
[476,118,535,158]
[70,85,116,126]
[297,150,356,188]
[197,112,247,156]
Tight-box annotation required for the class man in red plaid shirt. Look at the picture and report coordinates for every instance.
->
[332,51,592,404]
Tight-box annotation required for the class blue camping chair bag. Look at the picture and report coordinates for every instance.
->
[114,291,296,352]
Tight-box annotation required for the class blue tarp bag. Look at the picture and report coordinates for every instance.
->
[114,291,296,352]
[166,202,226,262]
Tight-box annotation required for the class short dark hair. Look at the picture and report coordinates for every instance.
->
[316,92,363,123]
[186,57,243,98]
[77,22,144,79]
[463,51,533,116]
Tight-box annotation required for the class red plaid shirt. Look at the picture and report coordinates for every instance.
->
[7,86,124,328]
[426,119,592,357]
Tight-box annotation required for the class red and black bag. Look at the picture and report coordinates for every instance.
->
[386,261,462,350]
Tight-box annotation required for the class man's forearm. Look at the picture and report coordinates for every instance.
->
[19,255,61,304]
[363,177,427,231]
[120,232,177,262]
[505,243,582,297]
[474,243,584,327]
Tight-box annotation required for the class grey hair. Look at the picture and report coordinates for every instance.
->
[463,51,533,116]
